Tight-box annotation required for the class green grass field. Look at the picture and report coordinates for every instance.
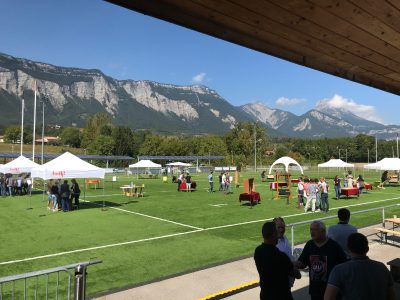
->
[1,170,400,299]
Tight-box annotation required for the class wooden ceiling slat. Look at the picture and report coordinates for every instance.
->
[231,0,400,76]
[386,0,400,12]
[349,0,400,31]
[183,0,397,79]
[310,0,400,50]
[105,0,400,96]
[268,0,400,65]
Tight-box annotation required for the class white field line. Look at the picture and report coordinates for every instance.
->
[0,230,203,266]
[2,196,399,265]
[79,199,203,231]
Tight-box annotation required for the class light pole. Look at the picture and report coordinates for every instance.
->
[308,153,310,165]
[254,122,256,172]
[339,149,348,162]
[367,148,369,164]
[21,90,26,155]
[231,150,233,164]
[84,149,87,155]
[12,146,13,153]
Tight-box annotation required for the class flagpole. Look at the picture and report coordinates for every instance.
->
[32,81,37,161]
[397,133,399,158]
[21,99,24,155]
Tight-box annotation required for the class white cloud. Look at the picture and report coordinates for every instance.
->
[121,67,127,76]
[316,94,384,123]
[276,97,307,106]
[191,73,206,83]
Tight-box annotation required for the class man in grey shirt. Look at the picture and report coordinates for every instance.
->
[327,208,357,259]
[320,177,329,213]
[305,178,319,213]
[324,233,396,300]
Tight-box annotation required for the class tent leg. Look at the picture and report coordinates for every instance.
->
[83,178,86,205]
[27,177,33,209]
[101,177,107,211]
[39,181,46,217]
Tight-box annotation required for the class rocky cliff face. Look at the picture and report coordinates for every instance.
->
[0,52,270,135]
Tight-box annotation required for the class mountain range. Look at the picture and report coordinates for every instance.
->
[0,52,399,139]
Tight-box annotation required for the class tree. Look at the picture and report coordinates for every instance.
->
[275,147,286,159]
[88,135,115,156]
[58,127,81,148]
[4,126,20,143]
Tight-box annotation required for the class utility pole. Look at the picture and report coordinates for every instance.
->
[254,122,256,172]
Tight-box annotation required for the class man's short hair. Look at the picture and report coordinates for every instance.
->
[338,208,350,222]
[210,171,213,174]
[64,180,68,184]
[312,220,326,231]
[273,217,285,223]
[304,178,309,183]
[262,222,277,239]
[347,233,368,254]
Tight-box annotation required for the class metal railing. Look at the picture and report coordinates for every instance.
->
[0,259,102,300]
[286,204,400,255]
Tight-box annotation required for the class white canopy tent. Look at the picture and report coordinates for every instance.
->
[0,156,40,174]
[31,152,106,214]
[364,158,400,170]
[268,156,304,175]
[318,159,354,178]
[129,160,161,179]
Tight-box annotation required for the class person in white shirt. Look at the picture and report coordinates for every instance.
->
[348,176,353,188]
[273,217,295,288]
[222,172,228,195]
[296,177,304,205]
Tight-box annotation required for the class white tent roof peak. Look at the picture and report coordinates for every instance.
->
[364,158,400,170]
[268,156,304,175]
[31,152,105,180]
[129,160,161,168]
[318,159,354,168]
[166,162,191,166]
[0,156,40,174]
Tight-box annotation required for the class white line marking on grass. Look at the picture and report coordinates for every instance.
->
[203,197,400,230]
[0,230,203,266]
[79,199,204,230]
[209,204,227,207]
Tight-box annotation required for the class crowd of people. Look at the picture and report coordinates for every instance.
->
[0,174,31,197]
[204,171,233,195]
[254,208,397,300]
[46,178,80,212]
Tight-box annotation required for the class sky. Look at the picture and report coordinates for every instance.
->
[1,0,399,124]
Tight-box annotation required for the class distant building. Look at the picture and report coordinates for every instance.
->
[266,150,275,156]
[71,123,77,127]
[35,136,59,144]
[0,136,4,143]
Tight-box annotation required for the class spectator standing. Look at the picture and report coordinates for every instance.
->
[222,172,228,195]
[226,173,232,194]
[57,179,62,209]
[261,169,266,182]
[171,167,174,177]
[7,175,15,197]
[177,172,184,192]
[356,175,365,194]
[273,217,295,289]
[207,171,214,193]
[348,169,352,176]
[327,208,357,259]
[46,179,53,210]
[305,179,319,213]
[15,174,23,196]
[303,178,310,205]
[254,222,301,300]
[296,177,304,205]
[60,180,71,212]
[218,172,223,191]
[320,177,329,213]
[70,179,81,210]
[0,175,5,197]
[315,178,321,211]
[333,175,341,200]
[51,180,59,211]
[23,175,31,195]
[381,170,388,189]
[343,175,348,188]
[185,173,192,193]
[324,233,396,300]
[293,221,347,300]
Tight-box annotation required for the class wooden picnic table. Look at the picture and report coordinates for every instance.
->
[384,218,400,231]
[86,180,100,190]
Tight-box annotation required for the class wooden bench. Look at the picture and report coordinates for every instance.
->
[374,228,400,244]
[387,179,399,186]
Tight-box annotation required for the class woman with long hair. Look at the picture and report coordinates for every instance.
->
[333,175,342,200]
[356,175,365,194]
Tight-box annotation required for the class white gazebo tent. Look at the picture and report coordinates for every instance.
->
[0,156,40,209]
[31,152,105,215]
[129,160,161,179]
[317,159,354,178]
[269,156,304,175]
[364,158,400,185]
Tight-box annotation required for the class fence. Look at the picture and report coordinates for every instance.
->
[286,204,400,255]
[0,259,102,300]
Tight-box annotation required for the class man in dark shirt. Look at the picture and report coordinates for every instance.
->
[185,173,192,193]
[261,170,266,182]
[218,173,223,191]
[254,222,301,300]
[59,180,71,212]
[294,221,346,300]
[0,175,5,197]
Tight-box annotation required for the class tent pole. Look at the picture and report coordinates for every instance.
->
[27,176,33,210]
[101,177,107,211]
[39,180,46,217]
[83,177,86,205]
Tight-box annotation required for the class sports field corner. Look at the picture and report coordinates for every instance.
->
[1,170,400,299]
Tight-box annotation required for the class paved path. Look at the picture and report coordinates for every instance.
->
[90,223,400,300]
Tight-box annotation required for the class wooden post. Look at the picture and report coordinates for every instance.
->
[297,194,301,211]
[286,191,290,205]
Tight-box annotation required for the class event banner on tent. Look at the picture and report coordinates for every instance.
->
[52,170,66,177]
